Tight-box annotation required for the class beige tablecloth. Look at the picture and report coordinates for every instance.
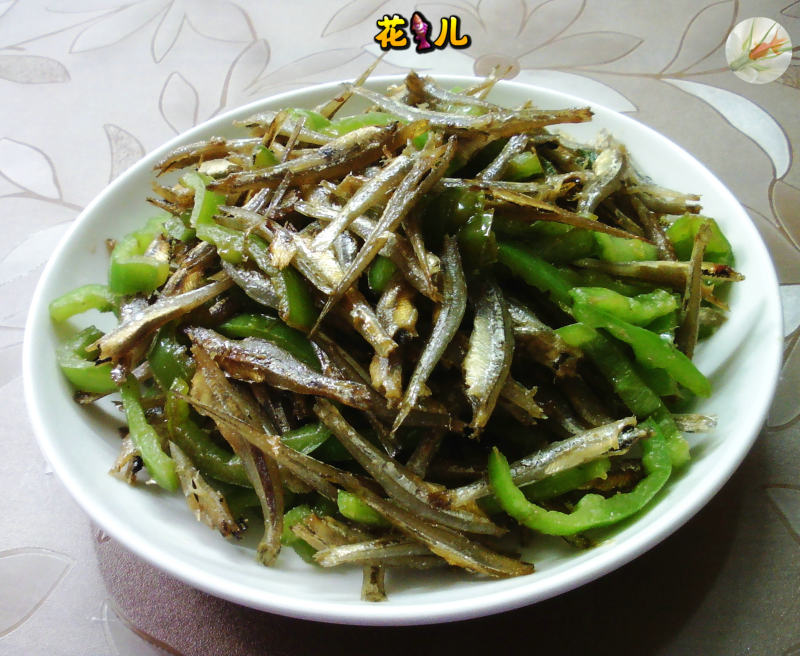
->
[2,1,799,654]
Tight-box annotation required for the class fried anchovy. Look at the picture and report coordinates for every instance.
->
[440,173,585,203]
[313,138,456,332]
[627,183,701,215]
[315,399,504,536]
[449,417,643,505]
[312,154,414,250]
[630,195,676,260]
[210,122,425,193]
[180,399,533,578]
[489,187,650,241]
[93,276,232,361]
[155,137,262,175]
[463,281,514,436]
[222,261,280,309]
[405,71,506,114]
[185,327,374,409]
[235,111,335,145]
[393,236,467,434]
[676,221,712,358]
[576,137,626,214]
[190,346,283,565]
[314,537,445,569]
[169,441,243,539]
[507,297,582,375]
[479,134,530,181]
[572,258,744,288]
[348,84,592,136]
[673,413,718,432]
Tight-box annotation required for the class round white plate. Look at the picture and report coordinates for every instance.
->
[23,75,783,625]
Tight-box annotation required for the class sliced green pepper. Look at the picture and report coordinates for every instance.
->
[569,287,678,326]
[497,241,575,308]
[181,171,243,264]
[666,214,733,265]
[162,213,195,242]
[337,490,389,526]
[108,215,170,294]
[281,422,334,454]
[217,313,319,370]
[49,284,116,322]
[572,301,711,397]
[327,111,397,135]
[147,325,195,391]
[367,255,398,294]
[253,146,279,169]
[557,322,689,466]
[245,234,318,332]
[488,418,671,535]
[594,232,659,262]
[55,326,116,394]
[458,210,497,272]
[281,504,317,563]
[119,377,178,491]
[165,379,249,487]
[504,151,543,181]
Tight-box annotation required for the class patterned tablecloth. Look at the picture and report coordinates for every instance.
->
[2,1,799,654]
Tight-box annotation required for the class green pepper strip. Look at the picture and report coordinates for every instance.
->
[594,232,659,262]
[504,151,543,181]
[217,313,319,370]
[162,212,195,242]
[148,326,195,391]
[181,171,243,264]
[280,422,333,454]
[488,418,671,535]
[572,301,711,397]
[367,255,398,294]
[557,323,689,466]
[245,234,318,332]
[280,504,318,563]
[337,490,390,526]
[480,458,610,515]
[55,326,117,394]
[497,241,575,309]
[108,216,170,294]
[119,377,178,491]
[165,379,249,487]
[49,284,116,322]
[458,210,498,272]
[666,214,733,265]
[569,287,678,326]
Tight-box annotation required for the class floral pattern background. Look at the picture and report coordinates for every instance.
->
[1,1,799,654]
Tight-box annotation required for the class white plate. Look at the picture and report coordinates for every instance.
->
[23,75,783,625]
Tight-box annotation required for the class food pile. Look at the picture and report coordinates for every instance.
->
[50,69,743,601]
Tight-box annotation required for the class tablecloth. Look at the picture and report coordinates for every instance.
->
[2,1,799,654]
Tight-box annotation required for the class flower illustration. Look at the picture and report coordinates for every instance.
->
[726,17,792,83]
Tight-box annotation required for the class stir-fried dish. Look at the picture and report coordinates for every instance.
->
[49,68,743,601]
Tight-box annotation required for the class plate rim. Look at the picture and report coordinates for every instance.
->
[22,74,784,626]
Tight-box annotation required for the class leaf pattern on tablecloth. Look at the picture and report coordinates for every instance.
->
[771,179,800,251]
[780,285,800,338]
[101,599,182,656]
[322,0,387,36]
[70,1,169,53]
[0,55,70,84]
[159,71,199,134]
[768,335,800,428]
[520,31,643,69]
[0,548,73,637]
[0,138,61,199]
[519,0,586,47]
[664,79,791,177]
[248,48,364,96]
[662,0,736,75]
[217,38,271,111]
[765,485,800,545]
[0,222,70,287]
[104,124,145,181]
[744,205,800,285]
